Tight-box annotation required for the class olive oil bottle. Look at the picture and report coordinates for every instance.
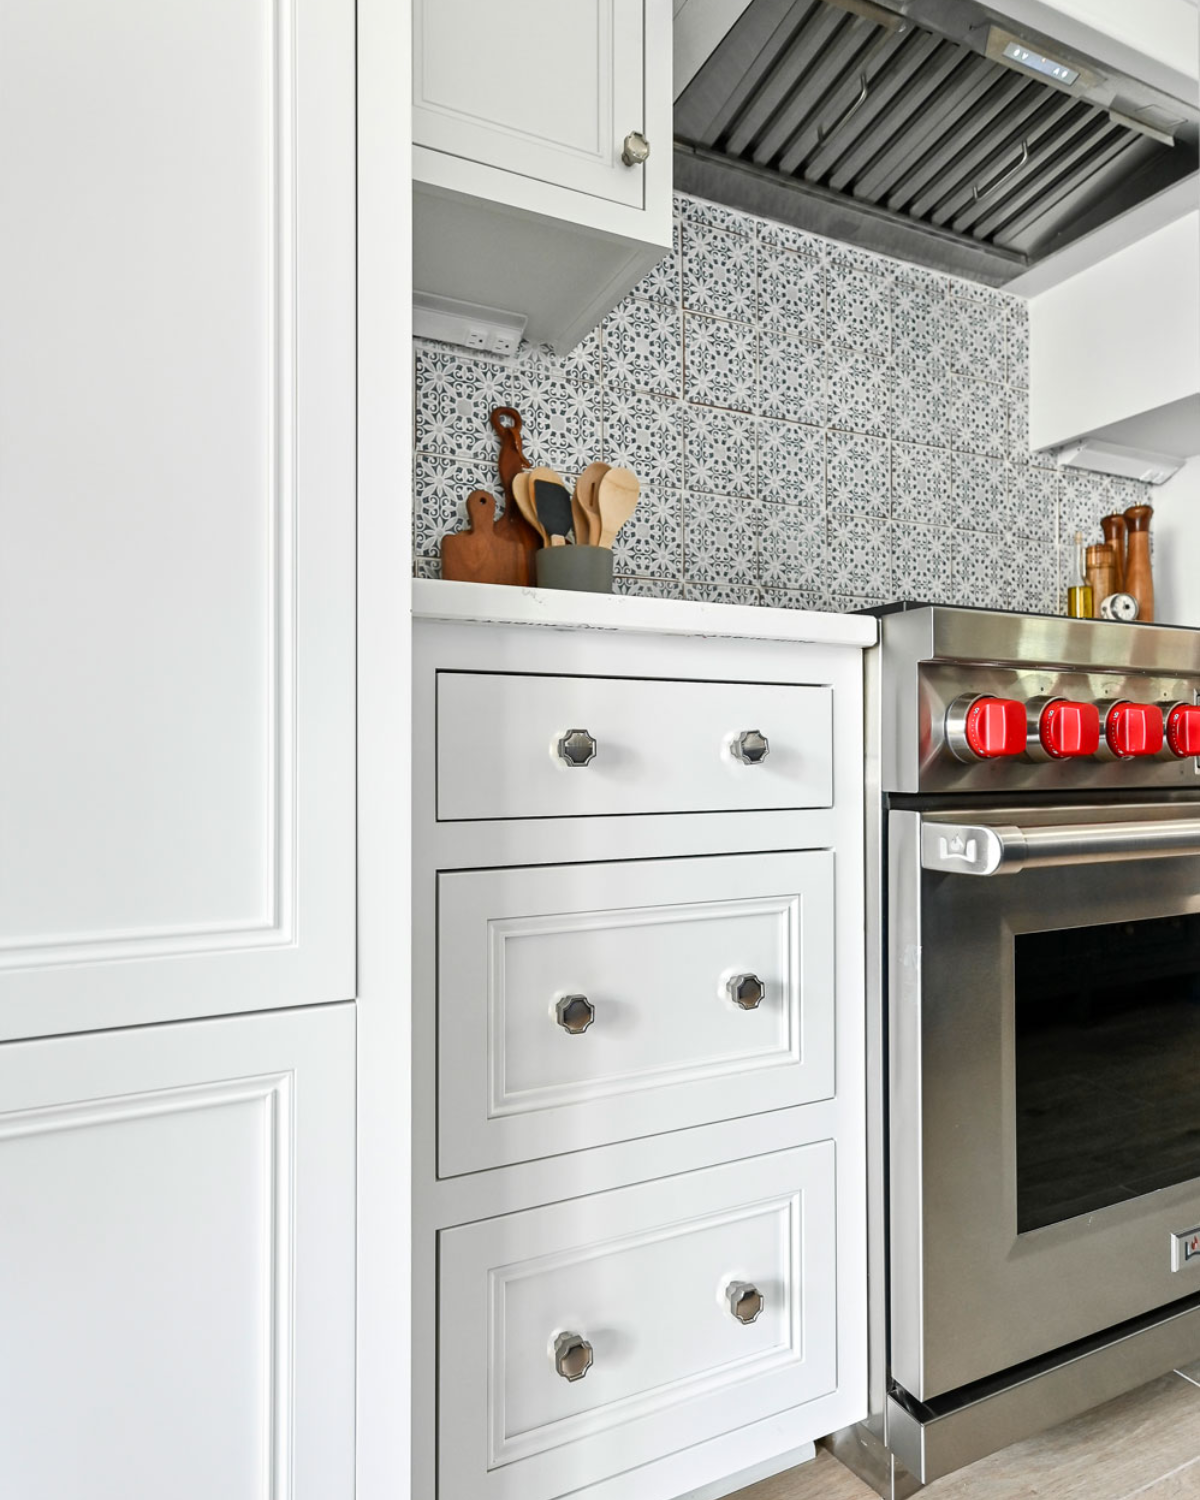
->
[1067,530,1093,619]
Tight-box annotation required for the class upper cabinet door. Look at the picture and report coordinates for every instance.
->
[0,0,355,1040]
[414,0,647,208]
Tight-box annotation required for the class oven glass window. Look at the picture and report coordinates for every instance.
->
[1016,912,1200,1234]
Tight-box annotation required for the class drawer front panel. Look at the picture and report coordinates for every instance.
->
[439,1144,837,1500]
[438,852,835,1176]
[435,672,834,820]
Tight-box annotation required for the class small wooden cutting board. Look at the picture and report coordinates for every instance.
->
[441,490,528,586]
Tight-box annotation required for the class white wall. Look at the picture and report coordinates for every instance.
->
[1154,457,1200,626]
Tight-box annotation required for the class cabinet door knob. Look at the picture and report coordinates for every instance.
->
[733,730,770,765]
[557,728,597,767]
[553,1331,594,1381]
[728,973,765,1010]
[556,994,595,1034]
[621,131,650,167]
[726,1281,765,1325]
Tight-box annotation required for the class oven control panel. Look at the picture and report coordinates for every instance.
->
[916,664,1200,794]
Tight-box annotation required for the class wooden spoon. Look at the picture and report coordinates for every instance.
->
[574,461,610,546]
[512,471,547,546]
[595,467,640,549]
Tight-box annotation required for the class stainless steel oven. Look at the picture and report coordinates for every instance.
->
[836,607,1200,1496]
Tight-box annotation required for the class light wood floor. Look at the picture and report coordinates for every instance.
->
[730,1364,1200,1499]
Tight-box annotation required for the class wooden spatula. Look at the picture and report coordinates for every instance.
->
[574,462,610,545]
[512,471,547,547]
[440,490,528,585]
[527,466,571,546]
[596,467,640,549]
[534,479,574,547]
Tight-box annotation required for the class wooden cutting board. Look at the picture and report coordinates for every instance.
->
[489,407,539,582]
[441,490,529,586]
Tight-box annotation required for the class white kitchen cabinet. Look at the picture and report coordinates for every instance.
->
[0,0,356,1042]
[0,1003,355,1500]
[412,0,673,351]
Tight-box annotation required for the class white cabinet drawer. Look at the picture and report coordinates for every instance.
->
[436,672,834,820]
[438,852,835,1176]
[439,1144,837,1500]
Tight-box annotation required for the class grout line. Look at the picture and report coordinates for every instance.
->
[1174,1366,1200,1390]
[1121,1453,1200,1498]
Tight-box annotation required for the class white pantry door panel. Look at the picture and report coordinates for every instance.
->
[413,0,646,208]
[0,0,355,1036]
[438,851,836,1176]
[0,1004,355,1500]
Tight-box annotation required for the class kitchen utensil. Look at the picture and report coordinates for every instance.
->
[1124,504,1154,622]
[1100,592,1139,622]
[596,467,640,549]
[512,471,547,547]
[1086,545,1117,620]
[574,461,610,545]
[1101,514,1128,592]
[533,478,574,546]
[535,544,614,593]
[489,407,539,579]
[440,490,529,586]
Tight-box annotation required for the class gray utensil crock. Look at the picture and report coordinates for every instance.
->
[535,545,614,594]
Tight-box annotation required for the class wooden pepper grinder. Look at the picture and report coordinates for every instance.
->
[1100,513,1128,593]
[489,407,539,585]
[1086,544,1117,619]
[1124,504,1154,622]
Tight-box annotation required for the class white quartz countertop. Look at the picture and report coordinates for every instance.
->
[412,579,878,648]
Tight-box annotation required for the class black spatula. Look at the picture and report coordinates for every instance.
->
[533,478,574,547]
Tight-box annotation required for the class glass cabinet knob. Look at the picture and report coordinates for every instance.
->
[553,1331,594,1381]
[726,1281,765,1325]
[621,131,650,166]
[557,729,597,767]
[733,730,770,765]
[555,994,595,1035]
[727,973,765,1010]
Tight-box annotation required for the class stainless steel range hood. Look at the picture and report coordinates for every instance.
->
[674,0,1199,284]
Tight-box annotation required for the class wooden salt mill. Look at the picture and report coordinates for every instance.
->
[1100,513,1127,592]
[1124,504,1154,622]
[1086,544,1117,619]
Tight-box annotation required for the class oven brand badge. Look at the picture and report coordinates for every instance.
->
[1171,1228,1200,1272]
[938,833,978,864]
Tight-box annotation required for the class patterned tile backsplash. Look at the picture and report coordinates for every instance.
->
[413,191,1150,613]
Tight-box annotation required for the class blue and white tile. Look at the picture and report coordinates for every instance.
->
[951,377,1010,458]
[414,554,441,580]
[1059,469,1109,541]
[952,451,1010,532]
[1005,300,1029,387]
[515,373,601,471]
[611,486,683,579]
[891,356,951,447]
[828,430,890,522]
[628,216,681,307]
[827,264,892,355]
[1007,398,1057,467]
[1027,540,1062,615]
[682,581,762,605]
[825,518,892,597]
[826,241,891,278]
[757,243,823,340]
[756,217,826,257]
[952,531,1004,608]
[676,192,756,237]
[683,221,757,322]
[759,500,826,590]
[891,522,953,602]
[947,294,1005,383]
[757,320,824,425]
[762,586,834,612]
[758,420,823,506]
[684,313,757,412]
[602,387,684,485]
[614,575,685,600]
[602,297,683,397]
[893,275,949,362]
[683,492,761,584]
[517,332,599,388]
[826,343,892,437]
[1005,464,1060,539]
[685,405,757,496]
[1109,475,1151,516]
[414,344,520,461]
[413,453,497,562]
[998,533,1055,613]
[892,441,951,526]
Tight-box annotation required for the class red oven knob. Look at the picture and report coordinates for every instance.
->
[1104,701,1165,759]
[1038,699,1100,759]
[962,696,1027,759]
[1166,704,1200,758]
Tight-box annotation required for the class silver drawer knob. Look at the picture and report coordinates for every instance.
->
[553,1331,593,1381]
[728,973,765,1010]
[621,131,650,166]
[556,994,595,1034]
[733,730,769,765]
[557,728,597,767]
[726,1281,764,1325]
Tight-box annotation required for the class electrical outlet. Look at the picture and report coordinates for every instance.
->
[465,326,489,349]
[413,290,526,358]
[491,330,520,356]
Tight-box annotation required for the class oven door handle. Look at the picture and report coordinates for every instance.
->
[920,817,1200,876]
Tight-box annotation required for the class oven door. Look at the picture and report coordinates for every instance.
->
[890,803,1200,1403]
